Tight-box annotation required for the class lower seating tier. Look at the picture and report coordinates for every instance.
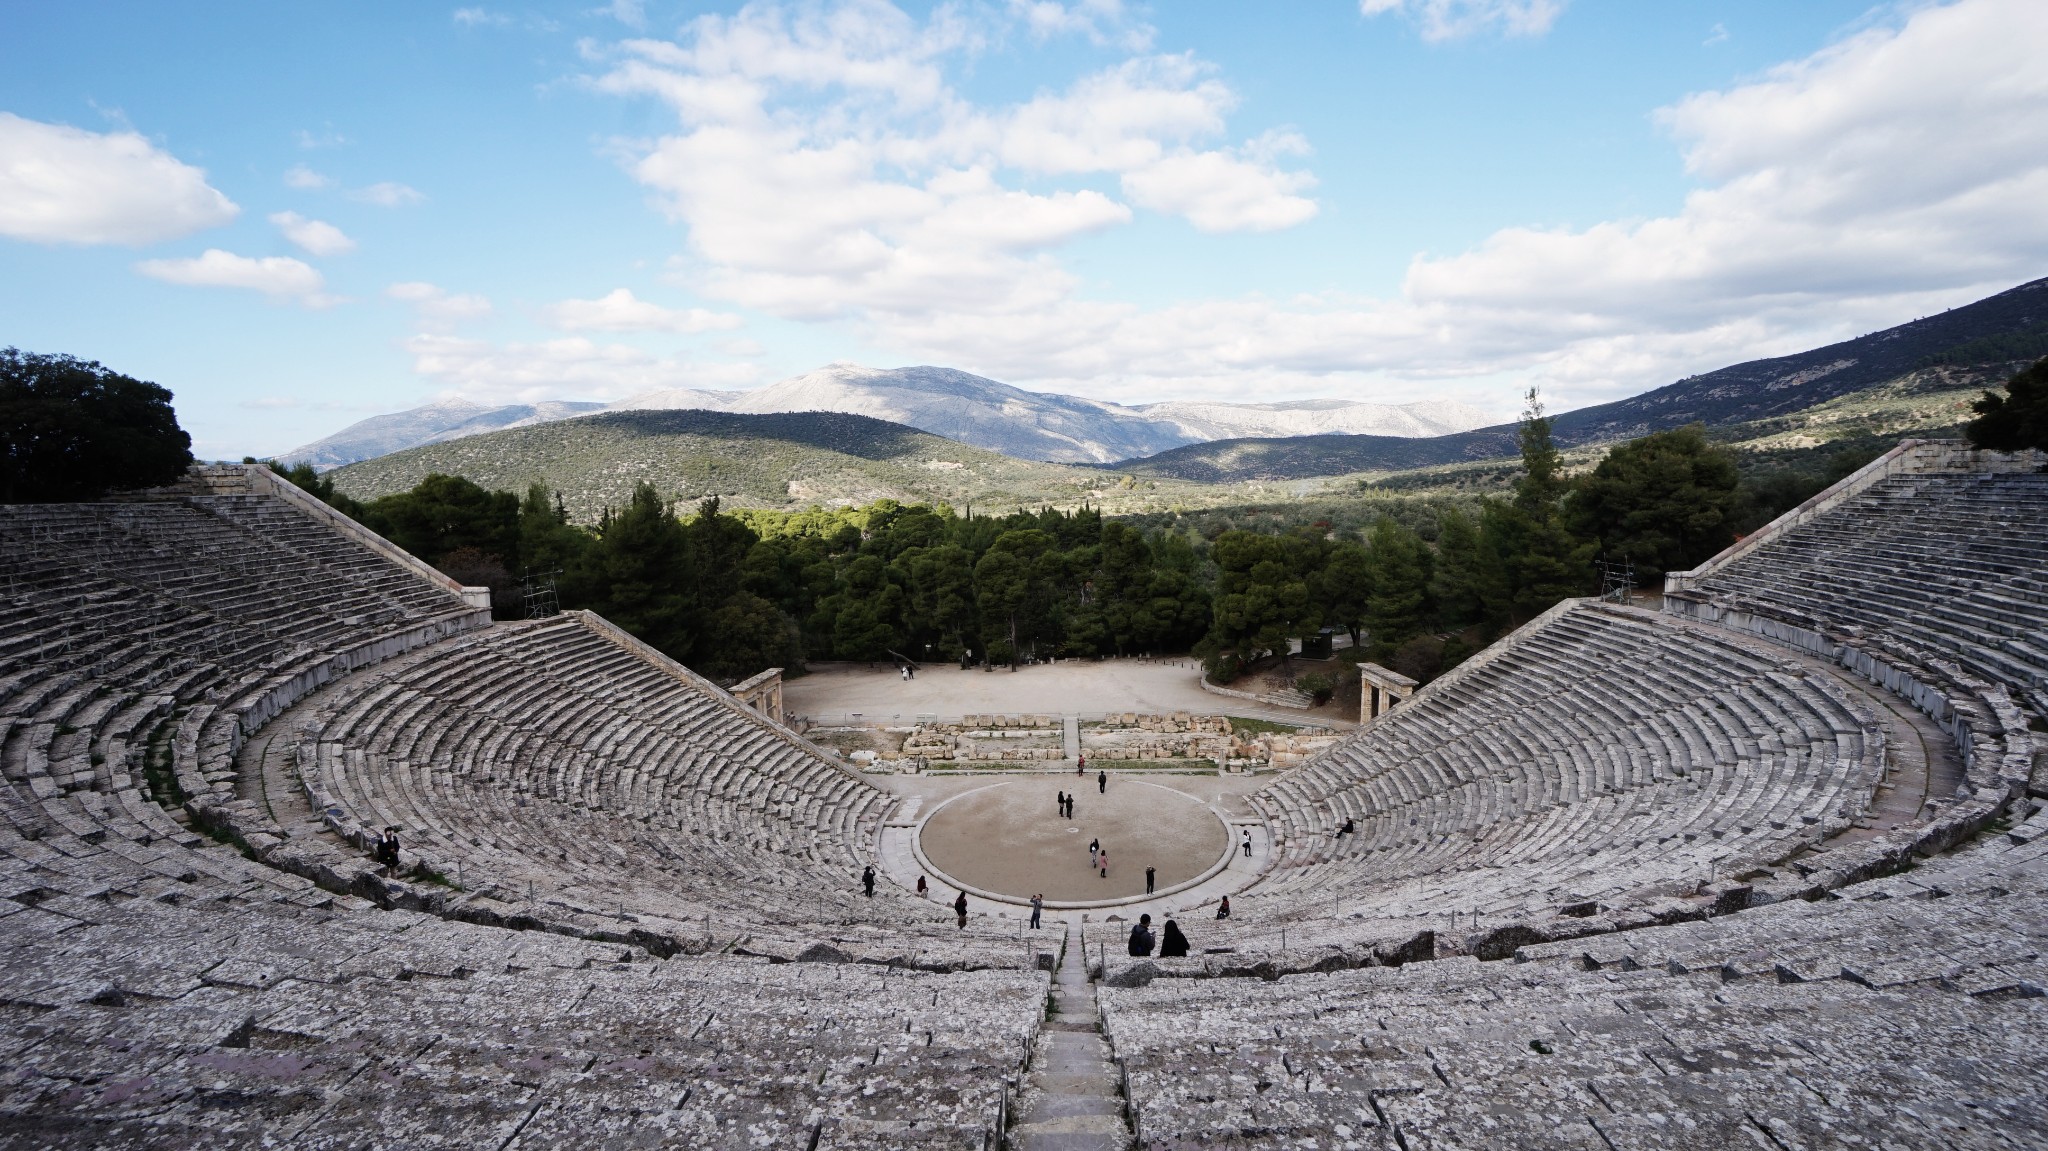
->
[0,887,1047,1150]
[288,612,1041,958]
[1100,799,2048,1150]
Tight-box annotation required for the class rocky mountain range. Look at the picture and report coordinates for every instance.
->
[279,363,1493,469]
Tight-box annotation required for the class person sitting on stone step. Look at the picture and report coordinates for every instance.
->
[1159,918,1189,958]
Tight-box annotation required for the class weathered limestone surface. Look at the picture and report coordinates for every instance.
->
[5,454,2046,1147]
[1101,798,2048,1149]
[0,892,1045,1149]
[1246,600,1901,943]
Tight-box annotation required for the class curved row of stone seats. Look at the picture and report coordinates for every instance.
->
[285,611,1052,963]
[1246,601,1888,932]
[0,884,1047,1149]
[0,472,489,919]
[1099,799,2048,1149]
[1669,450,2048,722]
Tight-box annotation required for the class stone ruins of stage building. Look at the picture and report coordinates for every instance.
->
[1356,660,1417,722]
[727,665,785,725]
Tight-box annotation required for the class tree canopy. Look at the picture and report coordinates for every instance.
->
[1967,356,2048,453]
[2,348,192,502]
[1570,423,1743,578]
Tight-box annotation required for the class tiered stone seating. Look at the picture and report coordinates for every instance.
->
[0,467,1056,1145]
[9,445,2044,1145]
[286,611,1051,965]
[1240,602,1889,945]
[0,884,1046,1149]
[0,469,488,922]
[1099,799,2048,1149]
[1681,468,2048,713]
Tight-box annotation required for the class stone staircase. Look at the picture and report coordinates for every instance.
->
[1008,918,1132,1150]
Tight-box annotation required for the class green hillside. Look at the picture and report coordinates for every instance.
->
[325,408,1207,522]
[1353,368,1988,497]
[1116,275,2048,481]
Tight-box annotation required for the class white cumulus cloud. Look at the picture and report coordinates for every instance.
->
[352,181,424,206]
[877,0,2048,410]
[544,288,743,333]
[405,333,760,404]
[387,281,493,322]
[0,112,238,245]
[1008,0,1153,50]
[1121,132,1318,233]
[284,164,331,190]
[1360,0,1566,42]
[594,1,1315,327]
[135,249,334,305]
[577,0,2042,414]
[268,211,356,256]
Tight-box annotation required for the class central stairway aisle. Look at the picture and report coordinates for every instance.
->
[1008,918,1132,1150]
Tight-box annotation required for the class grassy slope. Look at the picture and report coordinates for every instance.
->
[1352,368,1988,498]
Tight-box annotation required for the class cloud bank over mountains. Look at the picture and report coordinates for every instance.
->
[454,0,2038,416]
[4,0,2045,454]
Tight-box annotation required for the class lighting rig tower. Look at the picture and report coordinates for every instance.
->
[521,567,562,619]
[1598,556,1637,604]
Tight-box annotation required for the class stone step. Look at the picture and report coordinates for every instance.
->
[1008,918,1133,1151]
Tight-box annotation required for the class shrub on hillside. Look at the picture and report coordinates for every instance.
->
[1294,671,1337,705]
[1392,635,1445,684]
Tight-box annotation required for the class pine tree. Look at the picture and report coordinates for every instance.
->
[1570,424,1742,578]
[1429,507,1484,629]
[1363,517,1432,659]
[1967,356,2048,453]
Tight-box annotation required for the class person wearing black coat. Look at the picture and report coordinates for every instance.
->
[1159,919,1189,958]
[1127,913,1155,957]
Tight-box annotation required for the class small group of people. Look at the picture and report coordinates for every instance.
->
[1055,790,1076,819]
[898,664,916,681]
[1126,912,1189,958]
[1089,837,1110,878]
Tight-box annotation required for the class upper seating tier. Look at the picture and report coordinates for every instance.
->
[1240,600,1891,949]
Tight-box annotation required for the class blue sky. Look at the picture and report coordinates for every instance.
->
[3,0,2045,458]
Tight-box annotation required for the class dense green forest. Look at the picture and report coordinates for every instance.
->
[274,389,1855,689]
[11,341,2037,693]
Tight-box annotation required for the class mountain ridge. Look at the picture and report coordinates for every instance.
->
[322,407,1209,523]
[278,363,1496,469]
[1115,274,2048,481]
